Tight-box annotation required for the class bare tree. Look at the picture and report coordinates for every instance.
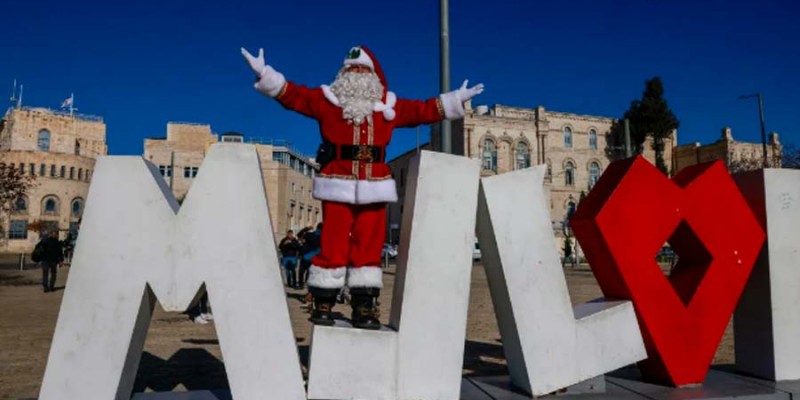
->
[0,165,36,240]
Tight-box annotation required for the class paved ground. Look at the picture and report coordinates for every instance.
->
[0,262,734,399]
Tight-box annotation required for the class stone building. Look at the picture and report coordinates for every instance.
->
[143,123,321,240]
[0,106,107,253]
[428,102,673,227]
[672,127,781,175]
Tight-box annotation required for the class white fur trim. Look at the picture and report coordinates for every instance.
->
[356,179,398,204]
[321,84,339,106]
[440,90,465,119]
[312,176,397,204]
[343,47,375,71]
[253,66,286,98]
[347,266,384,288]
[307,265,346,289]
[373,91,397,121]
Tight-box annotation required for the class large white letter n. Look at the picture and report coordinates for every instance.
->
[39,144,305,400]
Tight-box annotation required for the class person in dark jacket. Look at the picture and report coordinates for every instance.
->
[38,231,64,292]
[279,230,301,288]
[298,223,322,289]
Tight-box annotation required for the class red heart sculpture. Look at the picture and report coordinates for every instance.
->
[571,156,765,386]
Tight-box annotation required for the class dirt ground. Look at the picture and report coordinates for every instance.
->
[0,262,734,399]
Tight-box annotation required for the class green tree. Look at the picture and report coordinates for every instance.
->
[0,165,35,240]
[607,77,679,174]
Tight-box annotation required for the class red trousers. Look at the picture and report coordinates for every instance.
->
[312,201,386,268]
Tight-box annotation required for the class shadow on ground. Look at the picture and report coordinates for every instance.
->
[132,349,230,393]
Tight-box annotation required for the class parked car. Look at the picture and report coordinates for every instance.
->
[382,243,398,259]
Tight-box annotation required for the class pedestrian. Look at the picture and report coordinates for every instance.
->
[279,230,301,288]
[36,230,64,293]
[190,292,213,324]
[298,223,322,289]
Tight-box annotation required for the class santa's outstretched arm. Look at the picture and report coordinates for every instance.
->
[241,47,324,119]
[394,79,485,128]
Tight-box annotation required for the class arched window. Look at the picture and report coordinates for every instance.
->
[70,166,75,179]
[74,140,81,156]
[71,198,84,218]
[482,138,497,172]
[39,164,46,176]
[563,127,573,148]
[13,197,27,213]
[42,196,59,215]
[589,162,601,188]
[38,129,51,151]
[515,141,531,170]
[545,159,553,183]
[60,166,66,178]
[589,129,598,150]
[78,168,83,181]
[565,161,575,186]
[50,164,56,177]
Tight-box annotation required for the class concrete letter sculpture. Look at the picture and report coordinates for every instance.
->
[476,165,646,396]
[39,144,305,400]
[734,168,800,381]
[307,150,481,400]
[571,156,765,386]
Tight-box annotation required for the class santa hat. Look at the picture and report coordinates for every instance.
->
[342,45,396,121]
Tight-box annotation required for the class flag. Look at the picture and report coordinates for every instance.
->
[60,95,73,109]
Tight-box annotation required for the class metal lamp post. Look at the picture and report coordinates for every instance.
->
[738,93,769,167]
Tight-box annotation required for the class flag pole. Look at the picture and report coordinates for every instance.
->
[69,93,74,117]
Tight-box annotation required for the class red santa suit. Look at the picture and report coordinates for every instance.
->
[253,46,469,291]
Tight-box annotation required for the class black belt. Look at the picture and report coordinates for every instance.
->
[316,142,385,165]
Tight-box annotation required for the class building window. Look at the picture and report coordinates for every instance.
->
[39,164,46,176]
[69,166,75,179]
[60,166,66,178]
[515,141,530,170]
[221,135,243,143]
[50,164,56,177]
[42,196,59,215]
[75,140,81,155]
[38,129,51,151]
[589,162,601,188]
[565,161,575,186]
[159,165,172,178]
[563,127,573,148]
[71,198,83,218]
[19,163,24,174]
[546,160,553,183]
[482,138,497,172]
[589,129,598,150]
[29,163,35,176]
[184,167,198,178]
[85,170,91,181]
[9,220,28,240]
[13,197,27,213]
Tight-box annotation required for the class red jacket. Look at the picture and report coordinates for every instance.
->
[275,81,446,205]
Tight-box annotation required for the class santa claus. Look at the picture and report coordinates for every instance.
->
[242,45,484,329]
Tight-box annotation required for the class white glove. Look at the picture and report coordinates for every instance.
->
[440,79,485,119]
[241,47,286,97]
[454,79,484,103]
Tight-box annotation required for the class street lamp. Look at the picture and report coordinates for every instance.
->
[738,93,768,167]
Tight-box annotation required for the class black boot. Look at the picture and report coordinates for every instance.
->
[350,287,381,330]
[289,268,297,289]
[309,288,338,326]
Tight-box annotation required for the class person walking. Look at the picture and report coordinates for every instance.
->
[298,223,322,289]
[37,231,64,293]
[279,230,301,288]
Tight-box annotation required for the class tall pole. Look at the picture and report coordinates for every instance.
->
[169,151,175,191]
[440,0,451,154]
[739,93,769,167]
[757,94,768,167]
[624,118,632,158]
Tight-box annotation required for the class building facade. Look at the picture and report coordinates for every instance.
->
[0,106,107,253]
[143,123,321,240]
[672,127,781,175]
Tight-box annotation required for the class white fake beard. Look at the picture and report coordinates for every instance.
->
[329,70,383,125]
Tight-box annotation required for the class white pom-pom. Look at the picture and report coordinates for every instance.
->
[383,108,396,121]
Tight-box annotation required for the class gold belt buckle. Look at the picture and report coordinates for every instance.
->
[356,145,374,162]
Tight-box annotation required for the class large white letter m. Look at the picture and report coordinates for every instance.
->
[39,144,306,400]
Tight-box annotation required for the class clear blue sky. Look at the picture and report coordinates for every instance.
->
[1,0,798,159]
